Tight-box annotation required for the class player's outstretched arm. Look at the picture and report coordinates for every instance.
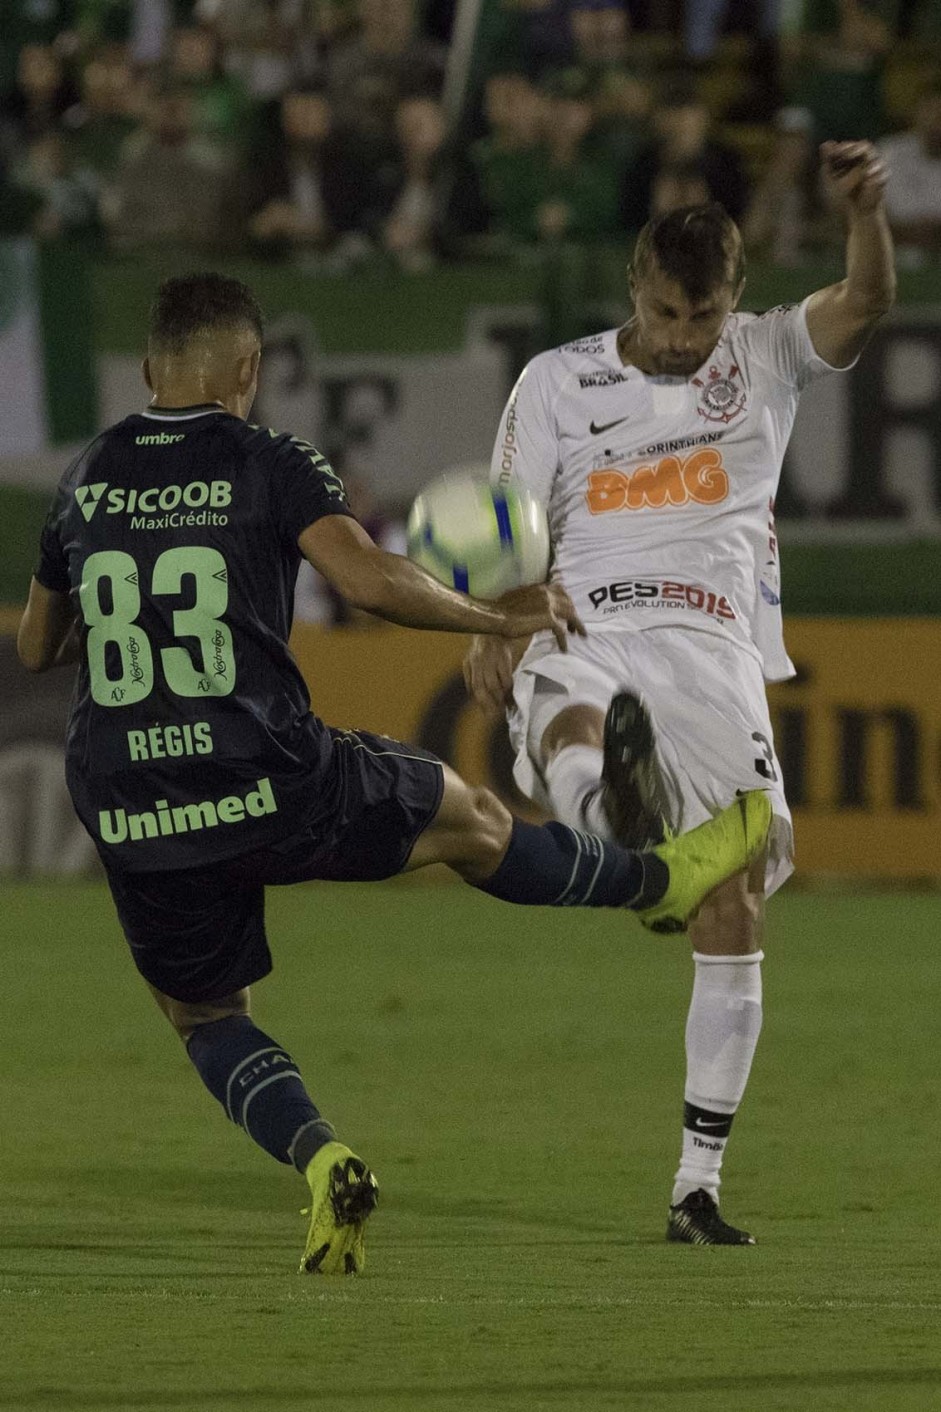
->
[805,140,897,368]
[299,514,584,649]
[17,578,80,672]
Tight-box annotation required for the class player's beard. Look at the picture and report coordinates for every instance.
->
[618,321,705,379]
[658,353,703,376]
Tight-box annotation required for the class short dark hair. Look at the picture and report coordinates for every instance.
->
[149,272,264,354]
[631,203,745,303]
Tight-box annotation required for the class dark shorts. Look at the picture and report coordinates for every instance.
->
[105,729,444,1004]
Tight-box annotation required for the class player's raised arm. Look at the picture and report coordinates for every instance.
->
[804,140,897,368]
[298,514,583,650]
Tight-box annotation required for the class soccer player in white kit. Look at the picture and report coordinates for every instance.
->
[464,140,896,1244]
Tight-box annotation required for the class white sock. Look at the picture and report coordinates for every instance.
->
[543,743,611,837]
[672,951,764,1206]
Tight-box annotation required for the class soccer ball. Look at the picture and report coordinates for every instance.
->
[406,472,551,599]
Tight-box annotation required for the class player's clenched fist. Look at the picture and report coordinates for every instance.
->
[821,140,888,214]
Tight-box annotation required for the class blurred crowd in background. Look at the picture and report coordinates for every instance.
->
[1,0,940,269]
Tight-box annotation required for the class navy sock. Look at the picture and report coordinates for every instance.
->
[186,1015,335,1171]
[476,819,668,908]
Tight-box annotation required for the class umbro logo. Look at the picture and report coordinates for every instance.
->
[135,432,185,446]
[75,482,108,522]
[589,417,629,436]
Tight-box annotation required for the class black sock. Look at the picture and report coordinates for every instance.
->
[186,1015,335,1171]
[476,819,668,908]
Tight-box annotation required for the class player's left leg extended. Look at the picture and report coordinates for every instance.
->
[405,763,770,931]
[149,983,378,1275]
[667,861,766,1246]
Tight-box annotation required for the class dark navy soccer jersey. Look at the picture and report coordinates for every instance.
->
[35,404,356,873]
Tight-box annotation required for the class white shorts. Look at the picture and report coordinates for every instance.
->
[509,626,793,896]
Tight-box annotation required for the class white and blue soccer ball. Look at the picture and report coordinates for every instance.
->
[406,471,550,599]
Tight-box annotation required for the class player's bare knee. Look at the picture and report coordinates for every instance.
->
[540,704,605,763]
[691,873,764,955]
[449,785,512,880]
[469,785,513,864]
[150,983,250,1042]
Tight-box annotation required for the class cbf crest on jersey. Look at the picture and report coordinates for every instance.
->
[693,364,746,424]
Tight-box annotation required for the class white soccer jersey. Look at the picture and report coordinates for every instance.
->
[490,297,851,682]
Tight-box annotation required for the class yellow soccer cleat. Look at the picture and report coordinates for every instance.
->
[637,791,772,935]
[299,1141,378,1275]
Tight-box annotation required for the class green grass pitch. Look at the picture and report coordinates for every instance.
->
[3,879,940,1412]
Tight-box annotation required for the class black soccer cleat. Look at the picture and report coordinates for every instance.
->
[666,1188,756,1246]
[601,691,671,848]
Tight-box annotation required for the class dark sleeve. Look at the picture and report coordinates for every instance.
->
[34,490,71,593]
[265,432,356,548]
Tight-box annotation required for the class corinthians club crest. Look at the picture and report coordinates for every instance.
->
[693,363,746,424]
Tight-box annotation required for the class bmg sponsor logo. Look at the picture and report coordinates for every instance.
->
[586,449,729,514]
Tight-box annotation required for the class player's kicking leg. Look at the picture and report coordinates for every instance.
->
[405,764,770,933]
[601,692,672,846]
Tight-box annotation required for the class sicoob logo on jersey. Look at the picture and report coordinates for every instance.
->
[693,364,746,424]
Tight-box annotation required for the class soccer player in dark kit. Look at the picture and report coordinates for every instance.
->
[17,273,770,1275]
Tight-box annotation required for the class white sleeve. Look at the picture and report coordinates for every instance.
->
[489,355,559,506]
[743,297,857,391]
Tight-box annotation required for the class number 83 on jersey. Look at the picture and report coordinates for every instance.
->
[80,546,235,707]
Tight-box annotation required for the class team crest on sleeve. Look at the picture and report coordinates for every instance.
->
[693,364,746,424]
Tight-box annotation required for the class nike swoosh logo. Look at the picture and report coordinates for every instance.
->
[589,417,629,436]
[693,1117,728,1130]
